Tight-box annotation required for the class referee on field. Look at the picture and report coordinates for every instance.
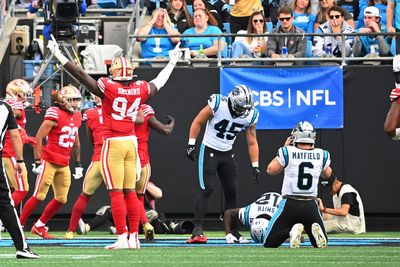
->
[0,100,39,259]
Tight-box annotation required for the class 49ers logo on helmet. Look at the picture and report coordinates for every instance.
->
[109,56,134,81]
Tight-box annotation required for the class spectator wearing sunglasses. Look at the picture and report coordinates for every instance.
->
[352,6,390,57]
[266,7,307,65]
[314,0,355,32]
[313,6,355,58]
[231,11,269,60]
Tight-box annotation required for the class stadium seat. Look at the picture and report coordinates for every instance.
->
[305,40,312,57]
[187,5,193,16]
[266,22,273,32]
[97,0,118,8]
[223,22,232,58]
[390,38,397,56]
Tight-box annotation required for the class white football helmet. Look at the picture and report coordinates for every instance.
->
[250,218,269,243]
[109,56,134,81]
[228,85,254,117]
[291,121,316,144]
[55,85,82,112]
[6,79,33,104]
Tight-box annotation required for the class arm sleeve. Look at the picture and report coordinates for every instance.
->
[341,192,356,206]
[6,104,18,130]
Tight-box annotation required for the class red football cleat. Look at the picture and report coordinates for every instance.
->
[186,235,208,244]
[31,225,54,239]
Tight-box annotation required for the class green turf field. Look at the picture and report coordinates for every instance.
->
[1,232,400,266]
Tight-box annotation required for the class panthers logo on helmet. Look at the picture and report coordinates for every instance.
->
[109,56,134,81]
[228,85,254,118]
[6,79,33,102]
[55,85,82,112]
[291,121,316,144]
[250,218,269,243]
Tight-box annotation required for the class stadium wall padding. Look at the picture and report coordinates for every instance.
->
[22,65,398,215]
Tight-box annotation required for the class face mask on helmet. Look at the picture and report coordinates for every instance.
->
[228,85,254,117]
[6,79,33,105]
[291,121,316,144]
[57,85,82,112]
[109,56,134,81]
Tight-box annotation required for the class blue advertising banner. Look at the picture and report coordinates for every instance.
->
[220,67,344,129]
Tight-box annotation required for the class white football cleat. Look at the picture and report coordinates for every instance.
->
[289,223,304,248]
[311,223,327,248]
[76,219,87,235]
[105,233,129,250]
[225,233,239,244]
[128,232,140,249]
[238,236,251,244]
[16,248,40,259]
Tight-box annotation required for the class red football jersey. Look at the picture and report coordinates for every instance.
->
[83,106,104,161]
[41,107,82,166]
[97,77,150,139]
[2,99,26,157]
[135,104,155,167]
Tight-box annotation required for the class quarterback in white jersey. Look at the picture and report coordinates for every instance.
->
[224,192,282,243]
[264,121,332,249]
[186,85,260,244]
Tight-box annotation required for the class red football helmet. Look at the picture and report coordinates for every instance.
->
[109,56,134,81]
[55,85,82,112]
[6,79,33,104]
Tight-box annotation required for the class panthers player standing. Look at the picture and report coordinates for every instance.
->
[135,104,175,241]
[46,36,182,249]
[2,79,36,208]
[186,85,260,244]
[19,86,83,239]
[384,55,400,139]
[65,95,103,239]
[264,121,332,248]
[224,192,282,243]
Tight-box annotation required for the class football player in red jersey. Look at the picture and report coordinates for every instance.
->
[19,86,83,239]
[2,79,36,208]
[47,36,182,249]
[385,55,400,139]
[135,104,175,241]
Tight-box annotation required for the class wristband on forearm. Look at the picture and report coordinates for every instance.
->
[393,128,400,140]
[16,159,24,163]
[75,161,82,167]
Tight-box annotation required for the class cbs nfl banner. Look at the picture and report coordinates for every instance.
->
[220,67,343,129]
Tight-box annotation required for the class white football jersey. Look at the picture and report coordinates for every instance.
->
[238,192,282,227]
[202,94,259,151]
[276,146,331,197]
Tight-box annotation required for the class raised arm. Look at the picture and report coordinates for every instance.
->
[148,115,175,135]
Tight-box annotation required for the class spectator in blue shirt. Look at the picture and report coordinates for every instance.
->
[387,0,400,54]
[137,8,181,59]
[291,0,317,38]
[358,0,387,32]
[182,8,226,57]
[352,6,390,56]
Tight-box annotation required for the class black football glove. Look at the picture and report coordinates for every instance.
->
[165,115,175,124]
[251,167,260,185]
[186,144,198,161]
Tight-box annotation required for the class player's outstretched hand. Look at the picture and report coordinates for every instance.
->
[47,35,61,55]
[73,167,84,180]
[251,167,260,185]
[169,42,183,65]
[394,55,400,87]
[186,144,198,161]
[32,162,43,175]
[165,115,175,124]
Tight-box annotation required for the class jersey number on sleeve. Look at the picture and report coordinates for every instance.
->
[297,162,314,190]
[112,97,140,121]
[214,119,244,140]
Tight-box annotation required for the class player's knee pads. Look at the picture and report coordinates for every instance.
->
[35,192,47,201]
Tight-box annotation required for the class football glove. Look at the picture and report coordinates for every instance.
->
[225,233,239,244]
[251,167,260,185]
[390,88,400,102]
[168,42,183,65]
[394,54,400,87]
[73,167,84,180]
[186,144,198,161]
[32,162,43,175]
[165,115,175,124]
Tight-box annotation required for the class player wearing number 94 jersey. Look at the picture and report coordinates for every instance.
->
[49,37,183,249]
[19,86,82,239]
[186,85,260,244]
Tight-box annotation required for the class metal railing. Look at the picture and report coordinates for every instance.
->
[129,31,399,67]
